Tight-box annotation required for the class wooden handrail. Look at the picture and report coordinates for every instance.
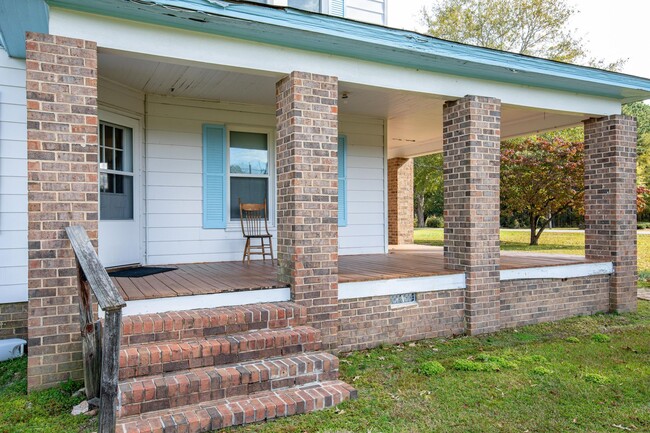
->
[66,226,126,311]
[66,226,125,433]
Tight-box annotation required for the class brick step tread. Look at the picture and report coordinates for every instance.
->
[119,326,321,380]
[121,302,307,346]
[116,380,357,433]
[118,352,340,417]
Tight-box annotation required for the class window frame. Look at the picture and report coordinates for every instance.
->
[225,125,276,229]
[98,121,135,221]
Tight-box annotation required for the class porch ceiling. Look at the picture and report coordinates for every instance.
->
[99,51,588,158]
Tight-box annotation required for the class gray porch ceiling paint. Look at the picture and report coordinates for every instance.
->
[99,52,586,158]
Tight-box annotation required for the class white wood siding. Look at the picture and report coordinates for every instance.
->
[345,0,386,25]
[143,95,385,265]
[0,48,28,303]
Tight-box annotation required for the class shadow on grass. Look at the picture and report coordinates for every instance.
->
[416,239,583,252]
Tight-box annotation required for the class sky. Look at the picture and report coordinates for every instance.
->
[386,0,650,79]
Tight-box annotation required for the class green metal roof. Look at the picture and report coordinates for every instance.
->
[7,0,650,102]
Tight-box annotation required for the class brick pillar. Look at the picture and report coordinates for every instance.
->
[443,95,501,335]
[387,157,414,245]
[584,115,637,313]
[26,33,98,390]
[276,71,339,349]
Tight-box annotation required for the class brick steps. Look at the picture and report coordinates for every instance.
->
[116,380,357,433]
[121,303,307,346]
[118,352,339,417]
[116,302,355,431]
[119,326,321,380]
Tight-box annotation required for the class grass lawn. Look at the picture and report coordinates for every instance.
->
[1,230,648,432]
[414,228,650,287]
[3,303,649,433]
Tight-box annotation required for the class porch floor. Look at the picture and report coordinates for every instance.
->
[110,246,592,302]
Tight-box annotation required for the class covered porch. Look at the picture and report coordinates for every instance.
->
[111,246,595,302]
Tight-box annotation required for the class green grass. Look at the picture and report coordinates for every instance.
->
[2,229,648,432]
[414,228,650,287]
[225,301,650,433]
[0,357,95,433]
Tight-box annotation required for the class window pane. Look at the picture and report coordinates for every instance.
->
[230,177,268,219]
[100,175,133,220]
[288,0,320,12]
[230,132,268,175]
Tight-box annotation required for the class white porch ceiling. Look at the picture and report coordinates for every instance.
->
[99,51,589,158]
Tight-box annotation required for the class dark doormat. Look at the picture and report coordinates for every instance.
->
[108,266,177,278]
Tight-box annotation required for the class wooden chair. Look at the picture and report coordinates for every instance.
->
[239,200,274,264]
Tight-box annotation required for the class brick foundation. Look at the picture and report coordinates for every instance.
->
[500,276,610,328]
[337,290,465,352]
[276,71,339,349]
[26,32,98,390]
[387,157,414,245]
[443,95,501,335]
[584,116,638,313]
[0,302,28,341]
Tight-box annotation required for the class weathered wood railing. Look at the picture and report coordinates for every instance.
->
[66,226,126,433]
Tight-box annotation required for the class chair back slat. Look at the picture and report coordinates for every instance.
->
[239,200,270,237]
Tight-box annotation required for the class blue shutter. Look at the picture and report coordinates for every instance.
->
[203,124,227,229]
[338,135,347,227]
[330,0,344,17]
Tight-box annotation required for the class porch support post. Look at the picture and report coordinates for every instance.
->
[584,115,638,313]
[387,157,414,245]
[276,71,340,350]
[26,33,98,390]
[443,95,501,335]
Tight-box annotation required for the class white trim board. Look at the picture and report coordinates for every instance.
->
[0,285,28,303]
[100,287,290,317]
[338,273,466,300]
[500,262,613,281]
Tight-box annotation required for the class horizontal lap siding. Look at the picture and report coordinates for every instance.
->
[339,116,385,255]
[0,48,28,304]
[144,96,385,264]
[345,0,386,25]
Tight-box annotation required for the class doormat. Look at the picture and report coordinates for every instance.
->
[108,266,177,278]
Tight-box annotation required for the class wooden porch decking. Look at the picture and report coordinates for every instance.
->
[111,246,592,302]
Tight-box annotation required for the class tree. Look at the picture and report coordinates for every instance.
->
[414,154,443,227]
[420,0,623,68]
[501,137,584,245]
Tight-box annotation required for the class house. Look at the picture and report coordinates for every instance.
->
[0,0,649,430]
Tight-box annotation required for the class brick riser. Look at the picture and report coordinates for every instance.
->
[119,352,340,417]
[117,380,357,433]
[116,302,356,432]
[119,326,321,380]
[121,303,307,346]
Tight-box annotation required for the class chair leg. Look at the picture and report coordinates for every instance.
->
[261,237,266,261]
[269,238,274,265]
[242,238,250,263]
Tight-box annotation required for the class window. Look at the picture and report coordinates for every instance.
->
[229,131,270,219]
[99,122,134,220]
[246,0,322,13]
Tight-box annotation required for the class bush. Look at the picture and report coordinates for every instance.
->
[425,215,444,228]
[638,222,650,230]
[591,333,611,343]
[420,360,446,377]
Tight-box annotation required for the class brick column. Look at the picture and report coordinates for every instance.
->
[388,157,414,245]
[584,115,637,313]
[26,33,98,390]
[276,71,339,349]
[443,95,501,335]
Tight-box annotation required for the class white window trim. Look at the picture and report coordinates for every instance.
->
[225,125,276,231]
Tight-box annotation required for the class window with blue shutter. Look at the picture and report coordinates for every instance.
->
[203,124,227,229]
[338,135,347,227]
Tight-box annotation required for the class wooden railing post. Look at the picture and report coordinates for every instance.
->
[66,226,126,433]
